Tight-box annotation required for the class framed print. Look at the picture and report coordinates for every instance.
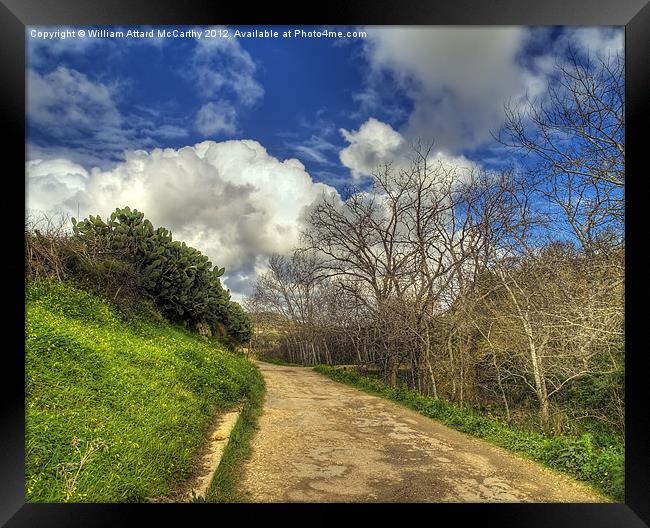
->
[2,0,648,526]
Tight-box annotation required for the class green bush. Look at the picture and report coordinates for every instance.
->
[223,301,253,345]
[70,207,251,344]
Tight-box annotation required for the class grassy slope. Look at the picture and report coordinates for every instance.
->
[314,365,624,502]
[26,280,263,502]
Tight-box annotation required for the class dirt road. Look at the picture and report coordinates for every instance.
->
[239,362,606,502]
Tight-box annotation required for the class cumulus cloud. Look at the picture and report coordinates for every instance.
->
[26,140,338,300]
[26,158,89,214]
[339,117,480,181]
[355,26,623,154]
[358,27,528,152]
[339,118,405,178]
[26,143,122,172]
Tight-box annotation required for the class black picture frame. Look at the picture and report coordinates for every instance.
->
[2,1,648,526]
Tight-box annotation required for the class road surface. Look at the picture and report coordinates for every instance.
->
[239,362,606,503]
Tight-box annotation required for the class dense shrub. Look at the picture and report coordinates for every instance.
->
[60,207,251,344]
[223,301,253,345]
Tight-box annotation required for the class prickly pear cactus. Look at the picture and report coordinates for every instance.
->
[71,207,250,342]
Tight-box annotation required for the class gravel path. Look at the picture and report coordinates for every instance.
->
[239,362,607,503]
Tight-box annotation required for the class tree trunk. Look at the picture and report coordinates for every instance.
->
[387,354,398,386]
[447,331,457,401]
[491,346,511,423]
[498,269,550,432]
[423,329,438,399]
[539,395,550,433]
[522,319,550,432]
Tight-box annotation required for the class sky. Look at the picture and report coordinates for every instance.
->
[25,25,623,300]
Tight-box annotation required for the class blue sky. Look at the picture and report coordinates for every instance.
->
[25,25,623,298]
[27,25,414,180]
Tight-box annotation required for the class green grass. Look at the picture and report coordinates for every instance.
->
[26,279,263,502]
[313,365,624,502]
[204,373,265,502]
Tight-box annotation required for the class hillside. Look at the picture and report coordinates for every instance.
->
[25,279,263,502]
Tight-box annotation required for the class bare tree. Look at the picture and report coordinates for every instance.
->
[247,46,625,438]
[498,48,624,254]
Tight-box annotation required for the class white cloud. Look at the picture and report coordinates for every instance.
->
[27,66,167,161]
[26,158,89,214]
[28,27,104,68]
[290,135,339,165]
[27,67,122,134]
[27,143,123,171]
[355,26,623,154]
[339,117,480,181]
[339,118,405,178]
[26,140,339,300]
[27,25,166,68]
[192,33,263,105]
[565,27,624,63]
[285,109,341,166]
[190,28,264,137]
[358,27,528,152]
[195,101,238,136]
[293,145,328,164]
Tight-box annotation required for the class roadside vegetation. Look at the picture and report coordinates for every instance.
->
[314,365,623,501]
[204,373,265,502]
[25,208,260,502]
